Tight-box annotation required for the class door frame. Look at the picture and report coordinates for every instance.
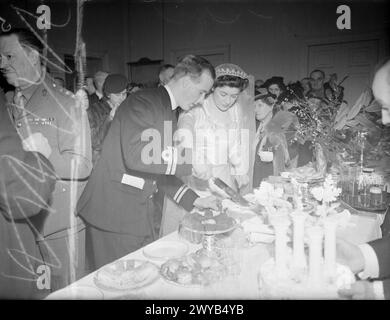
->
[48,46,109,79]
[299,31,389,78]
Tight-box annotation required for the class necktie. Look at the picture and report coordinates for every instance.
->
[175,107,181,122]
[12,88,26,121]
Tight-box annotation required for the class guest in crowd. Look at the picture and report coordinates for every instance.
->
[253,98,274,187]
[77,55,218,271]
[87,73,128,165]
[307,69,326,100]
[158,64,175,86]
[85,76,96,95]
[0,89,57,299]
[337,59,390,300]
[259,76,287,115]
[0,28,92,291]
[84,75,97,104]
[255,79,267,97]
[253,81,314,185]
[300,77,312,97]
[91,70,108,103]
[324,73,344,104]
[177,63,250,195]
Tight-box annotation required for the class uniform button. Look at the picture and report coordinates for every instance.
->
[152,181,156,186]
[148,195,153,199]
[62,188,66,192]
[17,122,22,128]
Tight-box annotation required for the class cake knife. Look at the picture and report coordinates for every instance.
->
[212,177,250,206]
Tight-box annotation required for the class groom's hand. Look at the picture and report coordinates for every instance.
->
[193,195,219,211]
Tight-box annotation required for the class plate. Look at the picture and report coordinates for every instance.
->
[94,259,160,292]
[66,285,105,300]
[295,176,324,184]
[247,232,275,244]
[160,272,203,288]
[143,241,189,261]
[160,253,228,287]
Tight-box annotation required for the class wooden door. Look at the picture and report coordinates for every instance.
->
[308,40,379,105]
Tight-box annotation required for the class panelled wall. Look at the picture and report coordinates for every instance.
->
[0,1,388,100]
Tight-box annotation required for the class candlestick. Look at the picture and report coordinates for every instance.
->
[324,217,338,282]
[307,226,324,287]
[295,194,303,211]
[270,215,291,276]
[291,211,307,270]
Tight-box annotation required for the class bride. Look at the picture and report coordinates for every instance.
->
[177,63,251,196]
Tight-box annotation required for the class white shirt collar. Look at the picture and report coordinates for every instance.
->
[164,85,178,110]
[96,91,103,99]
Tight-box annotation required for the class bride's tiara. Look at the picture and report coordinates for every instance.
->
[215,63,248,80]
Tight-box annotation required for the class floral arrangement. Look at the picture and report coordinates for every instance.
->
[276,82,388,165]
[279,82,344,145]
[311,174,341,204]
[310,174,342,217]
[253,181,293,216]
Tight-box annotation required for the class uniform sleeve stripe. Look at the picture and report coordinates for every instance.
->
[170,147,178,175]
[165,151,173,175]
[173,184,187,202]
[176,186,189,203]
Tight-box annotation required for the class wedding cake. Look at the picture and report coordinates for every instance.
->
[181,208,236,233]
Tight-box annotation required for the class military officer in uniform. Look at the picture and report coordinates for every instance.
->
[0,28,92,292]
[77,55,218,271]
[0,88,56,299]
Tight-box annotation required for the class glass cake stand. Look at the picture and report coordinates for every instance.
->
[180,222,238,258]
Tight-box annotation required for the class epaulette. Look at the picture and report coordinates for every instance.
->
[51,81,76,99]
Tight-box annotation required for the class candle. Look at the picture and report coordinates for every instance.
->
[291,211,307,270]
[307,226,324,287]
[324,217,337,282]
[270,215,291,275]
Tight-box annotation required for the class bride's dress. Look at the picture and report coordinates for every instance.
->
[178,96,242,197]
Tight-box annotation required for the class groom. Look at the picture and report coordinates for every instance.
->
[77,55,217,271]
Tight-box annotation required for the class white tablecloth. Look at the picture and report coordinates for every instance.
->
[47,211,383,300]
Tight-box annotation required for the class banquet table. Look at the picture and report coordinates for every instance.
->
[47,209,384,300]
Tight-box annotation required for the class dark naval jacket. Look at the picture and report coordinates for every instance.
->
[77,86,198,238]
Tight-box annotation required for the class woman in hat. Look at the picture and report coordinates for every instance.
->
[87,73,128,165]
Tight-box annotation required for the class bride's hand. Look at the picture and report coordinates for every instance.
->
[234,174,249,189]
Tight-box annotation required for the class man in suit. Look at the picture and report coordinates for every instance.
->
[0,28,92,291]
[78,55,218,271]
[337,59,390,300]
[307,69,326,100]
[0,89,56,298]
